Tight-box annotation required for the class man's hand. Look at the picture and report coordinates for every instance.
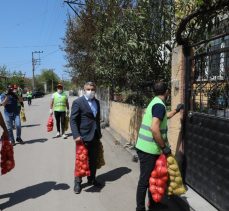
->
[176,104,184,113]
[162,145,171,156]
[49,109,53,115]
[75,136,82,143]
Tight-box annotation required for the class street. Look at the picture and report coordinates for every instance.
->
[0,95,190,211]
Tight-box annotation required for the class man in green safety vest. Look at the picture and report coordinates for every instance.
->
[50,83,69,139]
[135,81,184,211]
[26,89,33,105]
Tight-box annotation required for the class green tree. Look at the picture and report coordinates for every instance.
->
[36,69,60,92]
[63,0,173,96]
[0,65,9,92]
[93,0,173,105]
[0,65,27,91]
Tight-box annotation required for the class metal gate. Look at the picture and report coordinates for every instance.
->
[184,35,229,211]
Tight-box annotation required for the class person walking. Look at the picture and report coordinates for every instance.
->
[26,89,33,106]
[135,81,184,211]
[50,83,69,139]
[0,85,24,146]
[70,81,102,194]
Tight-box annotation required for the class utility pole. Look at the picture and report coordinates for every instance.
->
[32,51,43,90]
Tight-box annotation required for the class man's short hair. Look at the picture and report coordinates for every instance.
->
[153,81,168,95]
[84,81,96,88]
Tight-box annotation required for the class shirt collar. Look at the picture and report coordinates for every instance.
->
[84,95,95,101]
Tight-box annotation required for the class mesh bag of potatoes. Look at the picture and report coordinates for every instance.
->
[64,115,69,131]
[20,108,26,122]
[96,140,105,169]
[167,154,186,195]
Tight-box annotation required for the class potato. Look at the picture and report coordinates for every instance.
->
[174,176,182,184]
[170,182,178,189]
[168,169,176,176]
[167,156,175,165]
[173,187,186,195]
[169,175,175,181]
[169,164,178,171]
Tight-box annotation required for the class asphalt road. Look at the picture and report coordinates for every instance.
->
[0,94,190,211]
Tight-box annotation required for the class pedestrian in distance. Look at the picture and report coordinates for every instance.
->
[26,89,33,106]
[135,81,184,211]
[0,85,24,146]
[70,81,102,194]
[50,83,69,139]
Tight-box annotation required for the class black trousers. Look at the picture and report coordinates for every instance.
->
[27,97,32,105]
[75,131,99,183]
[136,149,159,211]
[54,111,66,135]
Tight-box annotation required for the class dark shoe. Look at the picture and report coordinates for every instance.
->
[87,179,102,187]
[16,137,25,144]
[12,142,16,146]
[74,182,82,194]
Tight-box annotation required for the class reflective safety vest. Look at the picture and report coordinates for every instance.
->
[27,92,32,98]
[135,96,168,155]
[53,92,67,111]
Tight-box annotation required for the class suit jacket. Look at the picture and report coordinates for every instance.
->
[70,96,102,142]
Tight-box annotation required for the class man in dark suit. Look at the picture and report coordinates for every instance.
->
[70,81,102,194]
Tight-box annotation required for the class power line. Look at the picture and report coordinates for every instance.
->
[2,49,61,67]
[0,44,58,49]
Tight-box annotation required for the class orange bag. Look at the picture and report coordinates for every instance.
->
[149,154,168,203]
[1,136,15,175]
[47,114,53,132]
[74,142,90,177]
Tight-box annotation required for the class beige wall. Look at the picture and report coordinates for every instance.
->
[109,102,144,145]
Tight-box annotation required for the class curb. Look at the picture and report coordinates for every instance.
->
[104,127,139,162]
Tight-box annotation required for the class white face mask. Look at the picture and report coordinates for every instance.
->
[85,90,95,99]
[57,89,63,94]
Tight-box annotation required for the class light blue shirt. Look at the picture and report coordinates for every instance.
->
[84,95,97,117]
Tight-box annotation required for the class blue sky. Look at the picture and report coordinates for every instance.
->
[0,0,73,80]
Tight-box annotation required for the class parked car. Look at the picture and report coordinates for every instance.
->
[32,91,45,98]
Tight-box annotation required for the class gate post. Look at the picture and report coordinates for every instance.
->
[169,46,186,160]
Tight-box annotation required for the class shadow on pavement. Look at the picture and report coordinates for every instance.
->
[84,166,131,192]
[21,124,41,128]
[24,138,48,144]
[65,132,72,137]
[0,181,70,210]
[149,195,190,211]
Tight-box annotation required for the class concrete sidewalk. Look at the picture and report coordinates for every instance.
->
[105,127,218,211]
